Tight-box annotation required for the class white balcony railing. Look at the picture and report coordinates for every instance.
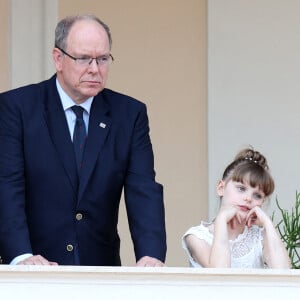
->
[0,265,299,299]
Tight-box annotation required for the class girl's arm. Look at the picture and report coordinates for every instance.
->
[246,207,291,268]
[184,234,214,267]
[210,203,247,267]
[185,221,232,268]
[186,204,240,267]
[208,213,232,267]
[262,218,291,268]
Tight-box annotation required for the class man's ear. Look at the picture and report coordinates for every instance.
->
[216,180,225,197]
[52,47,64,72]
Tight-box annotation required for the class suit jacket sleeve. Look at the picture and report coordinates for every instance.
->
[0,90,33,262]
[124,103,166,262]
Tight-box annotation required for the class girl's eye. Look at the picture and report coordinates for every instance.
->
[236,185,245,192]
[254,193,263,200]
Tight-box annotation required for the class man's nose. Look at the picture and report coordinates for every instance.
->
[88,59,99,71]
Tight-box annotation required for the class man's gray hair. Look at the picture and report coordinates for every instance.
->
[55,14,112,50]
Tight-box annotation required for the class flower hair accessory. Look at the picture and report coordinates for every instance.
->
[245,156,258,164]
[244,156,269,170]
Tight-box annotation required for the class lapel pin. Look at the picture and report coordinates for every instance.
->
[99,122,106,128]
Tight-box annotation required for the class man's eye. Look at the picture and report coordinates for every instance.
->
[98,56,109,62]
[78,57,91,63]
[79,56,91,60]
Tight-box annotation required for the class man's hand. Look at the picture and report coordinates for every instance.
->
[136,256,165,267]
[17,254,58,265]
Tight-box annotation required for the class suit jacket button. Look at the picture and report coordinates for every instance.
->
[66,244,74,252]
[76,213,83,221]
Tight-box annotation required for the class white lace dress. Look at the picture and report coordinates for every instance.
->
[182,221,266,268]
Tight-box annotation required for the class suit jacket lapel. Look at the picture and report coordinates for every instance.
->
[43,77,79,193]
[78,93,111,201]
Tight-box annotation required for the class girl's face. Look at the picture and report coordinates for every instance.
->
[217,179,265,212]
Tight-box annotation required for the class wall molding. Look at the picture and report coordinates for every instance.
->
[10,0,58,88]
[0,266,299,299]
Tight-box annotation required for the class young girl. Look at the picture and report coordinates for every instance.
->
[182,148,291,268]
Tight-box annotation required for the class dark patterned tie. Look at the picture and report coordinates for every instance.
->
[71,105,86,174]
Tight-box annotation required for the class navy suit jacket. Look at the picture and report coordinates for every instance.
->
[0,75,166,265]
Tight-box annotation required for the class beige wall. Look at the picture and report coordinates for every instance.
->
[0,0,10,91]
[207,0,300,223]
[1,0,207,267]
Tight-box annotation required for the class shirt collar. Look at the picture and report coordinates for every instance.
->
[56,79,93,114]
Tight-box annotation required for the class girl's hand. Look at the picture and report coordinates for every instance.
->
[217,203,247,229]
[245,206,270,227]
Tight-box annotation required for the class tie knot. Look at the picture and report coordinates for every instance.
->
[71,105,84,119]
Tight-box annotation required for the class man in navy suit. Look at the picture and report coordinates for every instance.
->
[0,14,166,266]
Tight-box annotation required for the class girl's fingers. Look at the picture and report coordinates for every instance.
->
[246,211,257,227]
